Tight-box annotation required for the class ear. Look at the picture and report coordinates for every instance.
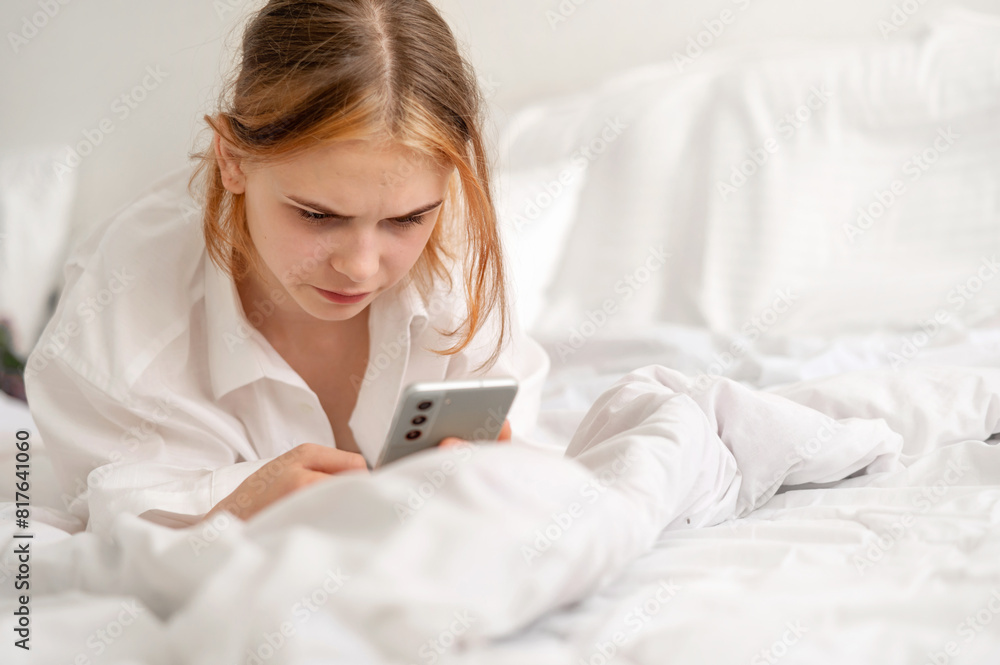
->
[214,128,247,195]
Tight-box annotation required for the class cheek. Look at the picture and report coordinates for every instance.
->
[246,201,313,280]
[393,225,436,268]
[277,231,327,283]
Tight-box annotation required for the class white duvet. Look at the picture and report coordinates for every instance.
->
[3,361,999,664]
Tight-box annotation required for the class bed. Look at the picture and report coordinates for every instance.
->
[3,9,1000,665]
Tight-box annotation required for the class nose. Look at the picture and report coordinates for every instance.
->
[328,227,379,284]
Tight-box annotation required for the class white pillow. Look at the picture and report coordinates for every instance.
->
[499,9,1000,341]
[497,157,587,330]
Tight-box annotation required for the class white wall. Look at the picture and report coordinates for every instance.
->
[435,0,1000,114]
[2,0,999,249]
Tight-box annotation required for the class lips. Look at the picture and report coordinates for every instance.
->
[316,285,369,296]
[314,286,371,304]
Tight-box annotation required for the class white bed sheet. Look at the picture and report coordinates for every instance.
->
[1,325,999,664]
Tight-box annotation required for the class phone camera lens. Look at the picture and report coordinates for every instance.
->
[411,415,427,425]
[417,401,433,411]
[405,430,422,440]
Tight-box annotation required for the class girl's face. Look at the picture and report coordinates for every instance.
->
[218,137,453,324]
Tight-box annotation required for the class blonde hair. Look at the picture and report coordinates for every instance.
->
[189,0,507,367]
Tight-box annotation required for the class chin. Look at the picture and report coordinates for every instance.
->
[306,301,361,320]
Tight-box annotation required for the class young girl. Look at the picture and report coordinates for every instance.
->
[24,0,548,534]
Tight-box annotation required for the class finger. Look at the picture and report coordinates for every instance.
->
[498,419,512,441]
[438,437,468,448]
[295,468,337,488]
[299,446,370,475]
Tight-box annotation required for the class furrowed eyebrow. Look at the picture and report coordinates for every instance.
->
[287,196,444,221]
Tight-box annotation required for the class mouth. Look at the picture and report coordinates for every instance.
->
[314,287,371,304]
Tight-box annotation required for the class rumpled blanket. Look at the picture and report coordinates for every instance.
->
[4,364,999,664]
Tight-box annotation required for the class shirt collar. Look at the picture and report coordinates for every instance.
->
[392,275,430,334]
[203,255,270,400]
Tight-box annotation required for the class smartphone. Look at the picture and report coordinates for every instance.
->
[373,377,519,469]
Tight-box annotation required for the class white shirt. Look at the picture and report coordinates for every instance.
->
[24,166,549,534]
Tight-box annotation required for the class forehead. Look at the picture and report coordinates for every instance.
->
[266,140,449,189]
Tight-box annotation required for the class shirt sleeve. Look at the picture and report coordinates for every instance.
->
[24,354,269,536]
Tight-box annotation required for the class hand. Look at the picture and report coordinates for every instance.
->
[439,419,512,448]
[205,443,368,522]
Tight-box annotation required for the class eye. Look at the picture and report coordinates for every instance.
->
[294,207,429,227]
[394,213,427,227]
[296,208,330,225]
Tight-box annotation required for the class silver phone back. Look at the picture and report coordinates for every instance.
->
[375,377,518,468]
